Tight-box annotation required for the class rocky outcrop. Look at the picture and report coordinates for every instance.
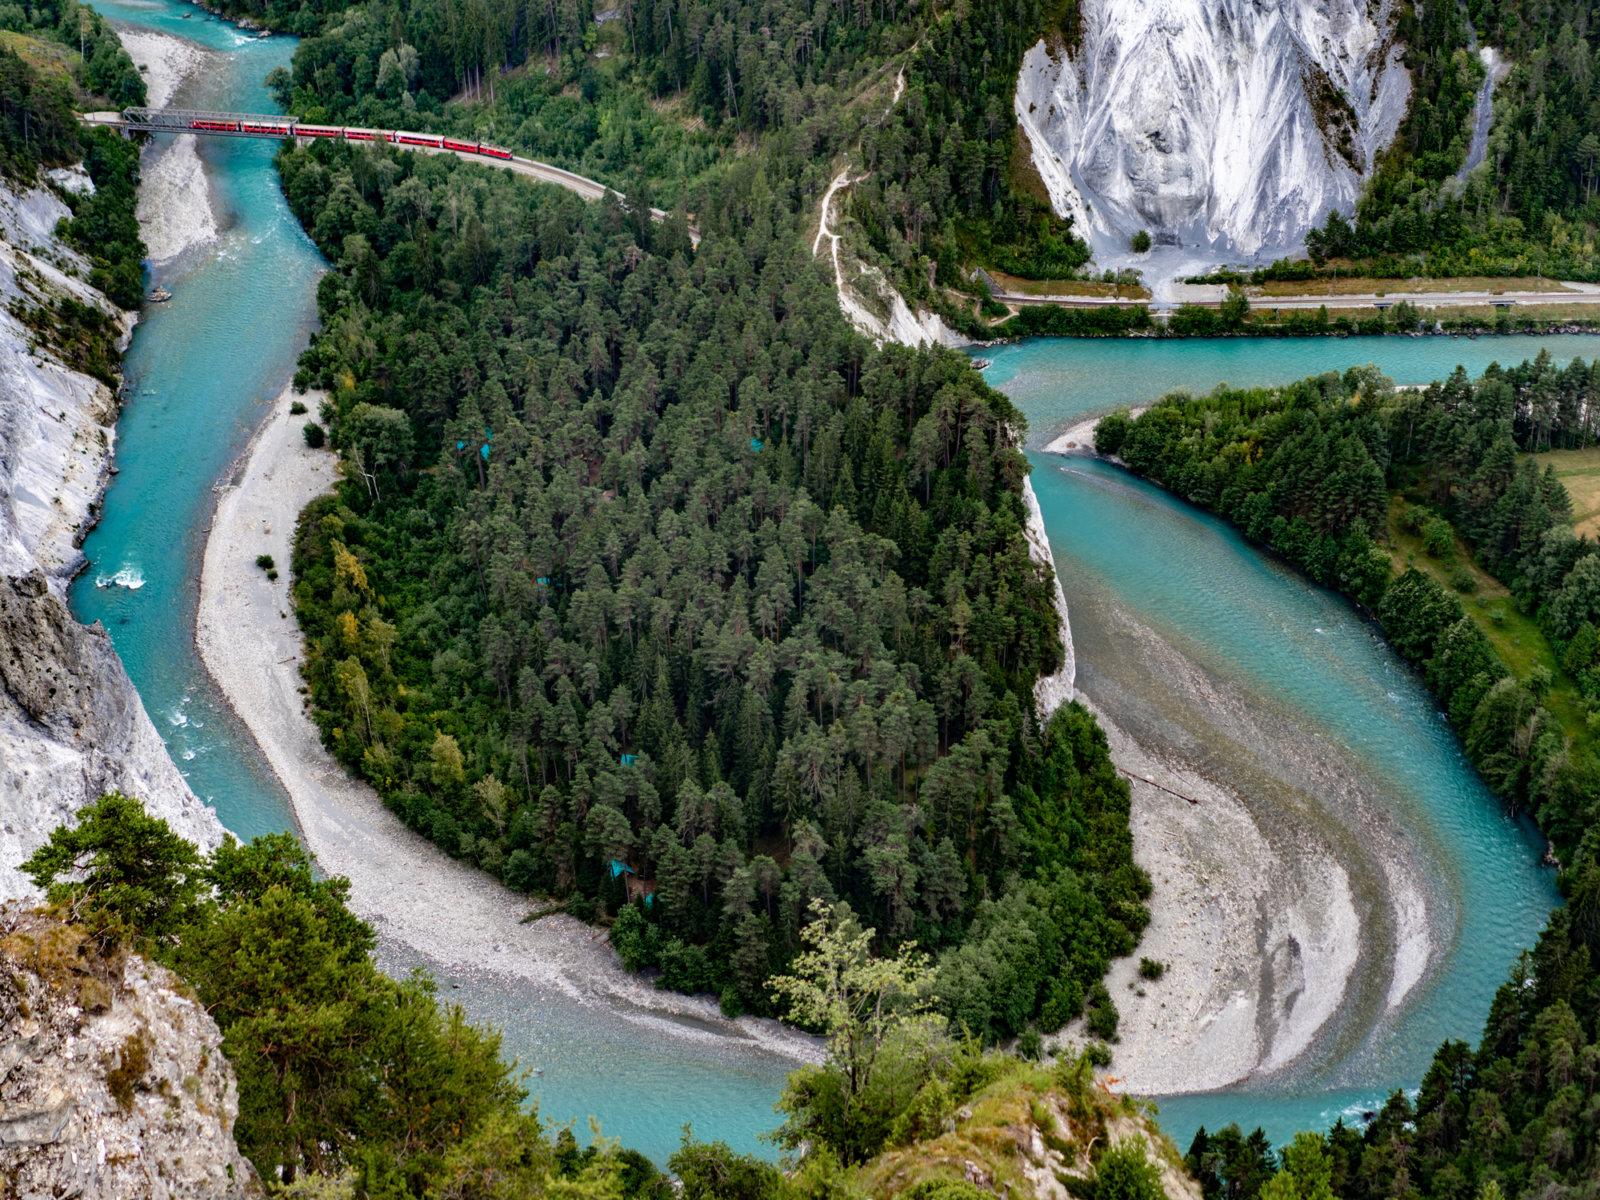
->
[0,175,226,903]
[1017,0,1411,263]
[0,908,262,1197]
[857,1064,1202,1200]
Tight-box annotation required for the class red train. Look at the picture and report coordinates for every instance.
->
[184,118,512,161]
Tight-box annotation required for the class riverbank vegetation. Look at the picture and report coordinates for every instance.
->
[1099,355,1600,1200]
[16,796,1184,1199]
[19,794,680,1195]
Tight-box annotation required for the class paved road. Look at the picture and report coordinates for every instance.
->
[989,280,1600,312]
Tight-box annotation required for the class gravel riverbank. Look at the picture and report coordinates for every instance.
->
[116,28,220,265]
[195,386,820,1065]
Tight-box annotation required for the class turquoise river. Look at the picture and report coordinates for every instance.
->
[69,0,1593,1160]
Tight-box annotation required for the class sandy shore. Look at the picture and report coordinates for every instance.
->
[116,28,219,265]
[1042,405,1148,455]
[118,27,205,108]
[1023,443,1350,1091]
[196,386,819,1065]
[1033,565,1444,1096]
[1059,694,1364,1094]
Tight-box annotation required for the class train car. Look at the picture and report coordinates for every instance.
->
[241,121,292,135]
[394,131,444,149]
[191,119,241,132]
[297,125,341,138]
[479,143,513,160]
[344,127,377,141]
[442,138,479,154]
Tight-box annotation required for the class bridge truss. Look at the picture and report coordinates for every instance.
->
[117,108,299,136]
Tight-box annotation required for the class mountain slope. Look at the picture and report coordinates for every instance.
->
[1017,0,1410,262]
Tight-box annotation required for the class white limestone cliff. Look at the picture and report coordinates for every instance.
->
[0,175,226,903]
[1017,0,1411,265]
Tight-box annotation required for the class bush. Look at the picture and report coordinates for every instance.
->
[1447,564,1478,593]
[1084,982,1119,1041]
[1137,957,1165,980]
[1399,504,1432,535]
[1095,1137,1167,1200]
[610,904,661,972]
[289,400,308,415]
[302,421,326,448]
[1130,230,1152,253]
[1017,1027,1044,1060]
[1422,516,1456,559]
[1095,409,1134,456]
[255,554,276,570]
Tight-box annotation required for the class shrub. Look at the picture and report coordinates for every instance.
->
[1399,504,1432,535]
[1130,230,1152,253]
[1422,516,1456,559]
[1084,982,1119,1041]
[1137,957,1165,980]
[106,1030,151,1112]
[1447,564,1477,593]
[610,905,656,971]
[303,422,326,448]
[255,554,275,571]
[1095,1137,1166,1200]
[289,401,308,415]
[1095,409,1134,456]
[1017,1027,1044,1060]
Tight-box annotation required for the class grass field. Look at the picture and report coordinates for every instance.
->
[1531,446,1600,540]
[986,269,1152,301]
[1252,275,1584,298]
[1385,494,1592,750]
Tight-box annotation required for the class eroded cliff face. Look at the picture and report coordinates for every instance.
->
[0,908,262,1197]
[0,175,225,902]
[1017,0,1410,263]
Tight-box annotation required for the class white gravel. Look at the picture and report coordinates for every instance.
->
[196,386,820,1065]
[1041,406,1148,455]
[115,29,219,265]
[116,27,205,108]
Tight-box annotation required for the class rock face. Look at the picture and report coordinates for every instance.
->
[0,175,226,903]
[0,908,262,1197]
[1016,0,1411,262]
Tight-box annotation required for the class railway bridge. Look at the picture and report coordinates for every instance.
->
[80,108,691,238]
